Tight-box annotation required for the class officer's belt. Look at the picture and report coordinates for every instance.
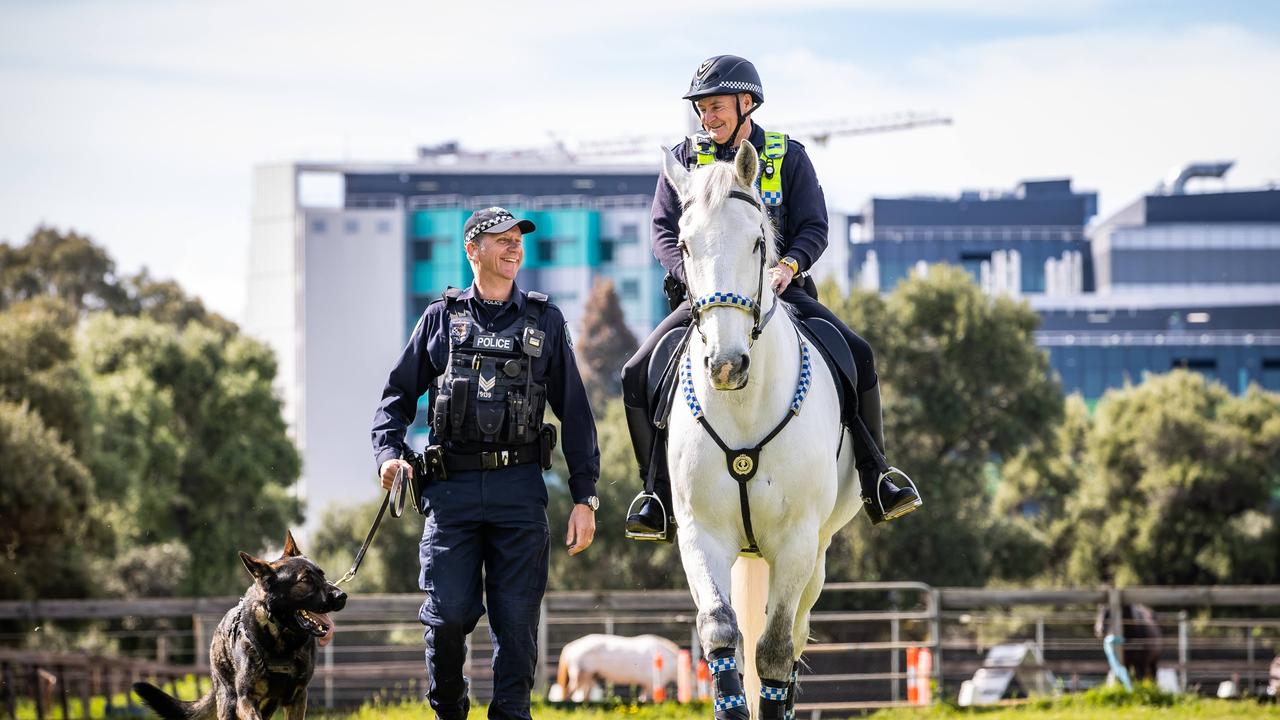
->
[444,443,541,472]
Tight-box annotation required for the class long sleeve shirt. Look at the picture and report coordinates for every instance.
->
[371,283,600,503]
[651,122,830,284]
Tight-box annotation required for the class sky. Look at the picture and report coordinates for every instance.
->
[2,0,1278,321]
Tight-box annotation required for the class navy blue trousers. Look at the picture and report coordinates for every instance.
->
[418,463,550,720]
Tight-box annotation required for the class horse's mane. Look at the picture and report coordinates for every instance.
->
[684,161,780,267]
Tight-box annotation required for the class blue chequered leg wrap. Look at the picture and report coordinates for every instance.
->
[758,678,791,720]
[708,648,748,720]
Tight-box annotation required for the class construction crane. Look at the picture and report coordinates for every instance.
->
[566,110,952,159]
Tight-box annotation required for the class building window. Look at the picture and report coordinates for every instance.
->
[621,223,639,242]
[600,239,615,263]
[538,238,557,263]
[376,220,392,234]
[344,219,359,234]
[620,279,639,299]
[1262,359,1280,392]
[311,219,327,233]
[414,239,434,262]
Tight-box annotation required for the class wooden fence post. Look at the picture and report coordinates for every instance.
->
[30,665,46,720]
[2,662,15,720]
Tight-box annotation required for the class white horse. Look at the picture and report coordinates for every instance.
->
[660,140,863,720]
[554,634,680,702]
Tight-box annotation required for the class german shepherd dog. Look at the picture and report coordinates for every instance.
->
[134,532,347,720]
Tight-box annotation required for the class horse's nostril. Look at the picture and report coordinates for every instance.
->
[738,354,750,373]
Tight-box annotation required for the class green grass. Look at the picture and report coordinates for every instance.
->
[14,675,204,720]
[869,683,1280,719]
[18,682,1280,720]
[342,698,713,720]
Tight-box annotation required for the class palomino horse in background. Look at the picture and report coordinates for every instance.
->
[661,141,862,720]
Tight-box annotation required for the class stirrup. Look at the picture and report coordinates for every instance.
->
[624,491,669,541]
[877,467,923,522]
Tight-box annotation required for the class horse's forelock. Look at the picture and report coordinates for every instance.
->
[684,162,779,266]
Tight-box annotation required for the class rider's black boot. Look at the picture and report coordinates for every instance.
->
[708,648,749,720]
[855,384,922,525]
[623,403,675,542]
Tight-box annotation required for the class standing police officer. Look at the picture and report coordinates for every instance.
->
[372,207,599,720]
[622,55,922,542]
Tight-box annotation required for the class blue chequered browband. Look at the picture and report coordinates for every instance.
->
[692,292,756,314]
[760,685,789,701]
[708,655,738,674]
[714,694,747,712]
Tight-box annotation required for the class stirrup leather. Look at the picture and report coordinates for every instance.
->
[876,467,923,521]
[624,491,669,541]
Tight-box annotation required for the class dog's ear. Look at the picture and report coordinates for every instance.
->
[282,530,302,558]
[240,551,273,581]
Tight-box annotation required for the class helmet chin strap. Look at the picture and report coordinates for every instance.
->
[694,95,759,153]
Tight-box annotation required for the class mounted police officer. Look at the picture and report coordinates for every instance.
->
[372,207,600,720]
[622,54,921,542]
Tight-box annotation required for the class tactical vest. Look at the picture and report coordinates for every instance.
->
[685,130,788,228]
[429,289,549,447]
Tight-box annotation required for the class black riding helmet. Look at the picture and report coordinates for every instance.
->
[683,55,764,149]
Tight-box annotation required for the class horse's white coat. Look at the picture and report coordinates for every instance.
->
[661,141,863,701]
[554,634,680,702]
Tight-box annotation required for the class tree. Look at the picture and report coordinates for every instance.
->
[0,298,89,452]
[0,401,103,600]
[0,226,130,314]
[575,278,639,415]
[545,398,685,590]
[79,314,303,595]
[820,267,1064,586]
[1061,372,1280,586]
[309,499,423,594]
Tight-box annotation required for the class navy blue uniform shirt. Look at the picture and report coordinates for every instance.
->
[372,283,600,503]
[651,123,830,284]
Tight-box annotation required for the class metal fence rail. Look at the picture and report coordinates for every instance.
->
[3,584,1279,717]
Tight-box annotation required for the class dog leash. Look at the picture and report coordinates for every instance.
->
[335,464,409,586]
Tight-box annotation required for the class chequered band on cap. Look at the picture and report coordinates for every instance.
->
[464,209,517,243]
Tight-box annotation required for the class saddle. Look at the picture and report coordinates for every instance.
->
[644,318,859,429]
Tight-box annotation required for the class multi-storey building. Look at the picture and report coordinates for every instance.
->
[246,147,853,523]
[850,164,1280,401]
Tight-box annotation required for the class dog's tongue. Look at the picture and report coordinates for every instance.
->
[317,613,334,646]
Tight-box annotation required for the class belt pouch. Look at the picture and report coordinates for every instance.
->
[450,377,468,434]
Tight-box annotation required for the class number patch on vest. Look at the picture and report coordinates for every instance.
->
[473,333,514,351]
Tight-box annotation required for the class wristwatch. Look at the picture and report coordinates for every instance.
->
[778,256,800,275]
[576,496,600,511]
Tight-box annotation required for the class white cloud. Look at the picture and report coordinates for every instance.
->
[768,24,1280,219]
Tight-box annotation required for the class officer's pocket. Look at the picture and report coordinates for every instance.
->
[418,515,437,594]
[526,525,550,596]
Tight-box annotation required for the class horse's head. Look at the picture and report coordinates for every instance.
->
[663,139,777,391]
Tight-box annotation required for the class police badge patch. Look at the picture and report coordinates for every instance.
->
[450,317,472,344]
[563,321,573,348]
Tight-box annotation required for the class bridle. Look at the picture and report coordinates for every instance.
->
[679,188,779,345]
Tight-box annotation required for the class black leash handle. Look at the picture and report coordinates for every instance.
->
[335,464,408,586]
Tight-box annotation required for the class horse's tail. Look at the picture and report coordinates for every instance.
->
[731,556,770,718]
[556,651,569,697]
